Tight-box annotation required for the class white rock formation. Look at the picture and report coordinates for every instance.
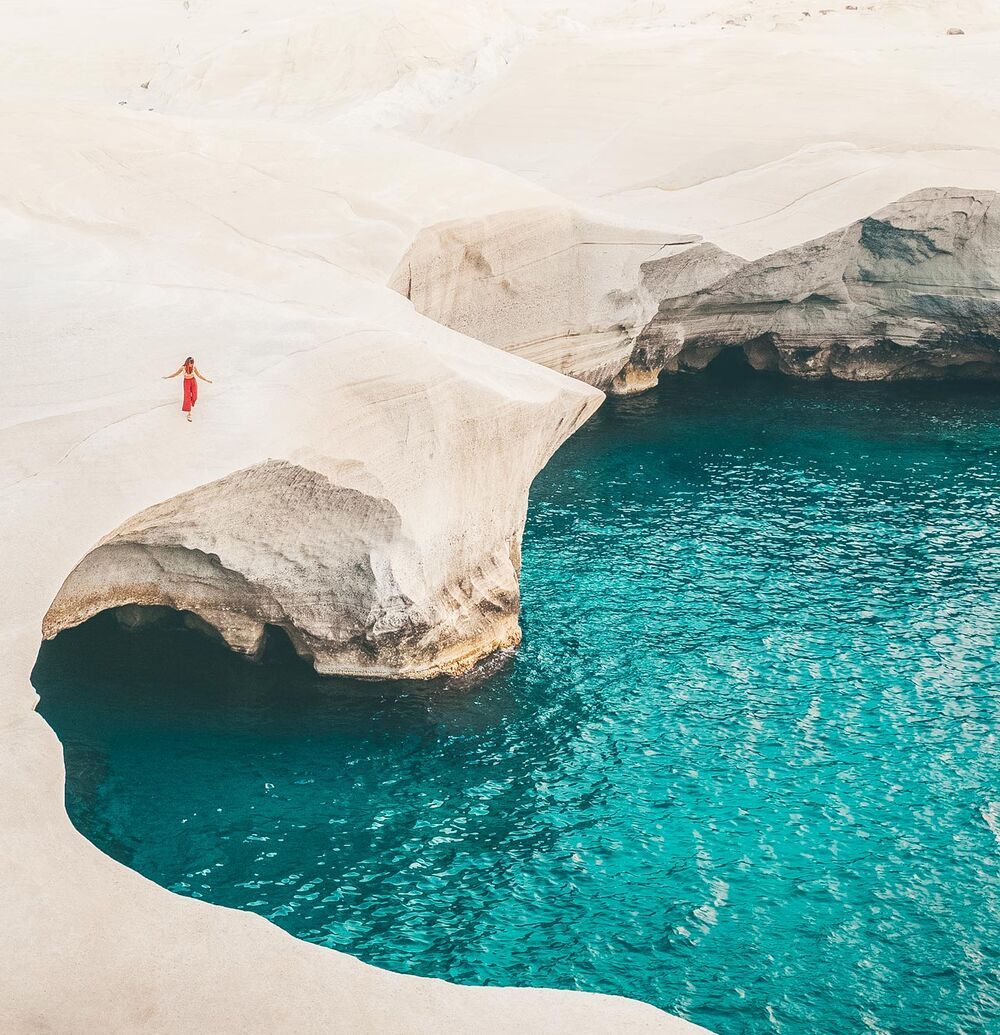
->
[0,51,693,1030]
[42,346,600,679]
[396,190,1000,390]
[616,244,749,393]
[643,188,1000,379]
[5,0,1000,1030]
[389,205,697,391]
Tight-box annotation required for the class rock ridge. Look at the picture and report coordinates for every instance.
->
[633,187,1000,380]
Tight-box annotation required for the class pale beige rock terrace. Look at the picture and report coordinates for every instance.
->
[41,412,587,680]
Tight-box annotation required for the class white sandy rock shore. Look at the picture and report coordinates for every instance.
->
[4,0,1000,1031]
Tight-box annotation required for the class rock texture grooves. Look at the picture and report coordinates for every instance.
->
[615,243,749,393]
[43,460,521,678]
[644,188,1000,379]
[389,204,698,392]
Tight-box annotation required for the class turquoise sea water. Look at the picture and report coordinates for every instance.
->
[34,376,1000,1034]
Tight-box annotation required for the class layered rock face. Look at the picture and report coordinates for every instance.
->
[44,460,526,678]
[644,188,1000,380]
[614,243,749,394]
[389,204,697,392]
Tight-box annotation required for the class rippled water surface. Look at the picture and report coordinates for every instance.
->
[35,377,1000,1034]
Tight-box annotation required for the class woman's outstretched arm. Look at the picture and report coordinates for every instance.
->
[194,366,213,383]
[162,366,184,379]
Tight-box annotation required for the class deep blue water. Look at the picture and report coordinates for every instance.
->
[34,376,1000,1034]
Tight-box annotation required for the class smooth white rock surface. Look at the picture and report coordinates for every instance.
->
[40,332,601,678]
[389,205,698,391]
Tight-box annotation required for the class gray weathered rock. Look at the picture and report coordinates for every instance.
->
[642,187,1000,380]
[613,243,748,394]
[396,190,1000,391]
[44,461,506,678]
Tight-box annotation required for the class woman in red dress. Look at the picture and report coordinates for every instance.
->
[163,357,213,422]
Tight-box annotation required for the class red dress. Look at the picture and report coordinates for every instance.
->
[182,369,197,412]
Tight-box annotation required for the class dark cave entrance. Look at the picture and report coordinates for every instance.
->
[702,344,759,379]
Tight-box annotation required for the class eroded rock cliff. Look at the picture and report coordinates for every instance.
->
[643,187,1000,379]
[42,460,522,678]
[41,320,602,680]
[394,189,1000,390]
[613,243,749,394]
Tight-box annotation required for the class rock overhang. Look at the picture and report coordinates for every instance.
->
[393,188,1000,389]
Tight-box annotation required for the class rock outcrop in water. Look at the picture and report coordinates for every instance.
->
[642,187,1000,380]
[45,460,525,678]
[613,243,749,394]
[389,205,698,392]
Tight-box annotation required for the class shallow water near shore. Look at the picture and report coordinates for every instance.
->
[34,374,1000,1035]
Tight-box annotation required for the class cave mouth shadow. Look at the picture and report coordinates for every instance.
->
[699,344,775,381]
[32,610,519,748]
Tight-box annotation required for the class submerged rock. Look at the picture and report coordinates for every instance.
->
[389,204,698,392]
[642,187,1000,380]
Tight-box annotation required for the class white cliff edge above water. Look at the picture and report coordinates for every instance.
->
[40,332,601,680]
[644,187,1000,380]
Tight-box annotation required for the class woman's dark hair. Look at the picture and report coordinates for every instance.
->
[184,356,194,365]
